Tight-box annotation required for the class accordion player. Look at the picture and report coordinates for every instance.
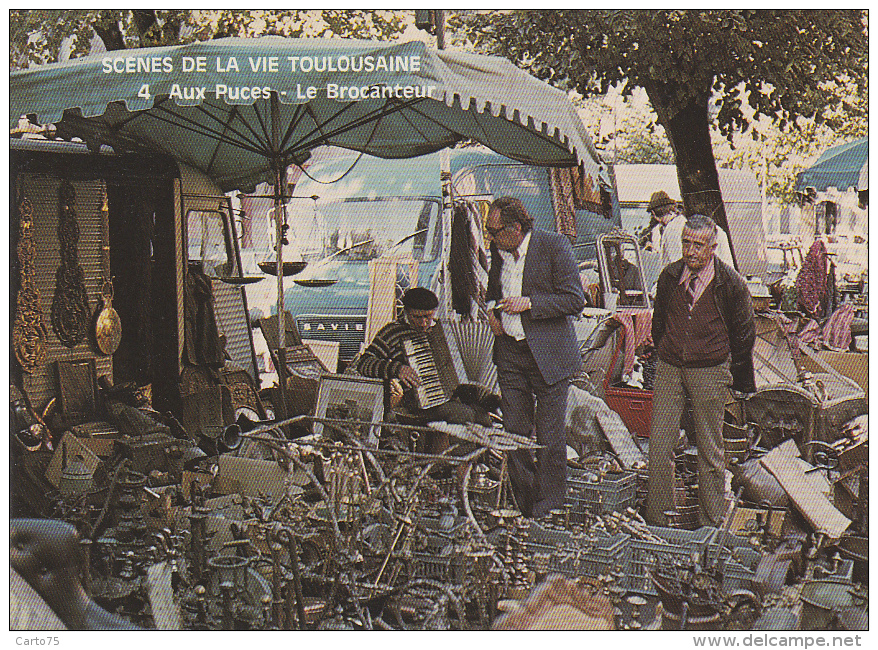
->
[355,289,498,450]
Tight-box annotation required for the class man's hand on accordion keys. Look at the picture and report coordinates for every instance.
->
[396,365,422,389]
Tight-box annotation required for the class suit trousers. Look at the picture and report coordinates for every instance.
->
[645,359,732,527]
[496,335,570,518]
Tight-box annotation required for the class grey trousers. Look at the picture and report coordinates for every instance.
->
[645,359,732,527]
[496,335,570,519]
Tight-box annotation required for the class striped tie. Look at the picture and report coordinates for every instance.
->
[686,275,698,308]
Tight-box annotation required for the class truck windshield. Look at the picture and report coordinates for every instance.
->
[286,197,441,263]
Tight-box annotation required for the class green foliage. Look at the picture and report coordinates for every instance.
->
[715,73,868,202]
[10,10,412,69]
[454,10,867,216]
[455,10,867,136]
[576,89,675,165]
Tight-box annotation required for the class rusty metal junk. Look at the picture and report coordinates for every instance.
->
[9,352,870,631]
[13,193,49,373]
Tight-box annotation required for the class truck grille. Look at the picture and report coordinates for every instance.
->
[295,315,367,365]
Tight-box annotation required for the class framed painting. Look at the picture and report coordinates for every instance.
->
[313,374,384,442]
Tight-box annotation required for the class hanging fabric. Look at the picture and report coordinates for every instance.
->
[548,167,577,242]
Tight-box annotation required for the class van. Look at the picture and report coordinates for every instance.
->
[243,145,622,369]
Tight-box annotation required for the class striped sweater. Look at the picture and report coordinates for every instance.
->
[355,316,414,381]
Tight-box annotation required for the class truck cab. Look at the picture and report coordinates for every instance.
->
[243,145,621,371]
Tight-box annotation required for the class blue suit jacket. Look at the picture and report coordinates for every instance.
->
[486,229,585,385]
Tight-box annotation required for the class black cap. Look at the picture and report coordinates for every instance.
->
[402,287,438,310]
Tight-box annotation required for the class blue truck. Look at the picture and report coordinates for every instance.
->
[243,145,622,371]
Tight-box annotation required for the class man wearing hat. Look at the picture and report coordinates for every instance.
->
[356,287,439,413]
[640,190,680,252]
[357,287,499,453]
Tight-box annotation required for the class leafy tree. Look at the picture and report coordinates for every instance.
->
[717,75,868,202]
[10,10,411,69]
[577,87,675,165]
[453,10,867,264]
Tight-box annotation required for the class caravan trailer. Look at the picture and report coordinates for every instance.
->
[614,163,768,287]
[10,137,258,419]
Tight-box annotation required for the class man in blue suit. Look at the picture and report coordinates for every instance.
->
[485,197,585,518]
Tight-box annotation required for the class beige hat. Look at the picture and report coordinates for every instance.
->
[647,190,676,213]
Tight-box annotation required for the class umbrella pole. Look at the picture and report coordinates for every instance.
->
[272,93,290,427]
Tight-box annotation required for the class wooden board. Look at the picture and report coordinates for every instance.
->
[56,358,98,424]
[365,258,399,346]
[258,310,302,352]
[365,258,419,346]
[302,339,340,374]
[145,562,182,630]
[799,349,869,400]
[217,455,304,498]
[760,439,851,540]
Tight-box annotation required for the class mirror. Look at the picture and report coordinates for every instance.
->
[597,229,650,309]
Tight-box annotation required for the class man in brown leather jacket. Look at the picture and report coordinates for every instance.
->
[646,214,756,527]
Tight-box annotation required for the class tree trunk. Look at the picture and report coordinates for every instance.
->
[663,94,738,270]
[92,18,126,52]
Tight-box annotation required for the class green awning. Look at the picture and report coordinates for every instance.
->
[10,36,608,192]
[795,137,868,193]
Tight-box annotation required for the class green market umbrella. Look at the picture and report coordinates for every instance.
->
[10,36,606,191]
[10,36,608,411]
[795,137,868,193]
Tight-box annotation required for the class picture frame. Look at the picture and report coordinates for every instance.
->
[313,374,384,442]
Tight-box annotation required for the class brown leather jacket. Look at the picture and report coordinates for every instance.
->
[652,257,756,393]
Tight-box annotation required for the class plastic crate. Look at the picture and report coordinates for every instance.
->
[526,530,630,580]
[566,469,637,516]
[603,336,654,438]
[627,526,714,594]
[720,548,760,592]
[604,384,653,438]
[523,522,573,547]
[628,526,760,595]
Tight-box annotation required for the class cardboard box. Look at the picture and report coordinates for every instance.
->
[800,350,868,400]
[216,455,305,499]
[45,433,107,488]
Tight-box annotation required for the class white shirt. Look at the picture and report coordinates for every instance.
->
[497,231,531,340]
[661,214,734,269]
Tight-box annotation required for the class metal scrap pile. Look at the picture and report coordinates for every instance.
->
[9,369,869,631]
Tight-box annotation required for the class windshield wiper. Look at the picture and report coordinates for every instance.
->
[313,238,375,267]
[383,228,428,255]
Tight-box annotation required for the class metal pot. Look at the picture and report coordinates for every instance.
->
[59,455,94,497]
[799,580,867,630]
[834,536,869,585]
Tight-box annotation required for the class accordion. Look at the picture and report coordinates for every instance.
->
[402,320,499,409]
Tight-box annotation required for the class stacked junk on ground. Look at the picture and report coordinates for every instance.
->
[10,153,867,630]
[9,38,868,631]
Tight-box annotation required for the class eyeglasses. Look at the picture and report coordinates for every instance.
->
[486,224,508,237]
